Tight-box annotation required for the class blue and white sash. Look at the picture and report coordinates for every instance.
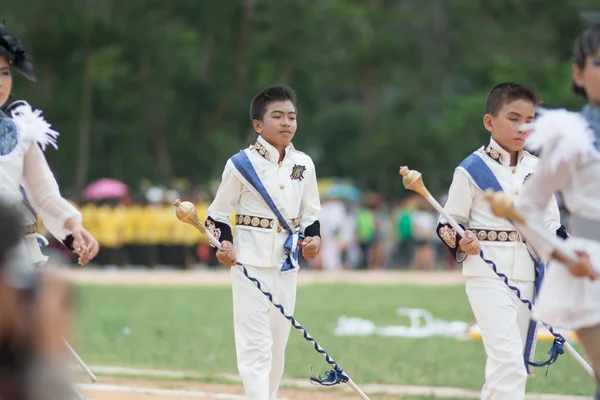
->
[459,152,545,372]
[230,150,301,274]
[458,152,503,192]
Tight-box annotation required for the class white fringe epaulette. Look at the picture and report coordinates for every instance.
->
[10,101,59,151]
[523,108,597,173]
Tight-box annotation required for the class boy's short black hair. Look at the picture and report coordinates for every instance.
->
[484,82,539,117]
[249,84,297,122]
[0,201,21,267]
[572,13,600,98]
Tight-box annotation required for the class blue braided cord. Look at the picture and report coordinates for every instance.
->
[309,368,349,386]
[527,336,565,376]
[236,262,349,386]
[478,250,566,370]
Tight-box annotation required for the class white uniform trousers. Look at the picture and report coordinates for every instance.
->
[466,277,534,400]
[231,264,297,400]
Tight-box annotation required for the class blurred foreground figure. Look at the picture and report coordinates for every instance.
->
[0,22,99,272]
[0,200,77,400]
[515,11,600,400]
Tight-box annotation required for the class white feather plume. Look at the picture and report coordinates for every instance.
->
[522,108,597,173]
[10,102,59,151]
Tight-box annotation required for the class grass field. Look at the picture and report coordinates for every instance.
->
[72,279,595,397]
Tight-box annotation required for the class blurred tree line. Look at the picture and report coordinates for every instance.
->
[3,0,597,200]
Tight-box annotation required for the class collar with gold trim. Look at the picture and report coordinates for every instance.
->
[251,138,294,162]
[483,142,524,166]
[485,144,504,165]
[250,141,271,161]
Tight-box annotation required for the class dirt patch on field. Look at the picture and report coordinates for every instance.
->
[77,374,589,400]
[60,268,464,287]
[78,376,403,400]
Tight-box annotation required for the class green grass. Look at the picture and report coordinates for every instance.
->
[73,284,595,395]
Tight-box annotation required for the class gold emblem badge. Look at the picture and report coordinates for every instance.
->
[290,164,306,181]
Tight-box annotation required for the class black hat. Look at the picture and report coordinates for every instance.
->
[0,22,35,82]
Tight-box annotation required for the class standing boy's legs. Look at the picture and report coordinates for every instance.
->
[231,265,273,400]
[466,277,533,400]
[231,265,297,400]
[268,269,297,400]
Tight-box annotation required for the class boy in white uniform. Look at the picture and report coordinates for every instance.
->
[206,84,321,400]
[436,82,564,400]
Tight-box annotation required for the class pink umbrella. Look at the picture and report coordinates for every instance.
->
[83,178,128,200]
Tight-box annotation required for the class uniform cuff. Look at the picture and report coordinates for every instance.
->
[206,217,233,253]
[206,216,233,244]
[436,222,467,262]
[304,220,320,238]
[63,235,75,251]
[556,224,569,240]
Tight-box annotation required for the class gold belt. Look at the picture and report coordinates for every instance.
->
[24,224,38,235]
[236,214,299,233]
[471,228,521,242]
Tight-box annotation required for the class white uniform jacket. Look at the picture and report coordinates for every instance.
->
[437,138,563,281]
[207,136,321,268]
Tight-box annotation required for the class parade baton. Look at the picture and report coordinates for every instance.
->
[398,167,464,235]
[64,339,97,382]
[172,200,371,400]
[398,166,594,377]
